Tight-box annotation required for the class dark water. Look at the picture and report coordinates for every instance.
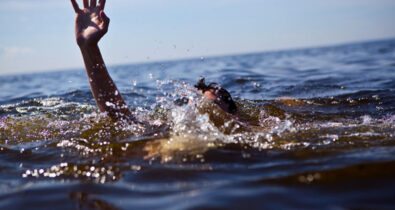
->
[1,39,394,209]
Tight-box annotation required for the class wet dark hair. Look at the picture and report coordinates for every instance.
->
[194,78,237,114]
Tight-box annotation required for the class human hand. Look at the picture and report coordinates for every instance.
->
[71,0,109,47]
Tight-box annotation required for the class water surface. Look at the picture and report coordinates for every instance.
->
[0,39,395,209]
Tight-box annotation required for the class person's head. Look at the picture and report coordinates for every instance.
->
[194,78,237,114]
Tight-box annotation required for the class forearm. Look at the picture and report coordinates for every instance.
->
[80,44,133,121]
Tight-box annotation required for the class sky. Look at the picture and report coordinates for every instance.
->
[0,0,395,75]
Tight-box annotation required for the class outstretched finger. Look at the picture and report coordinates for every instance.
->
[71,0,80,13]
[83,0,89,8]
[90,0,96,8]
[98,0,106,10]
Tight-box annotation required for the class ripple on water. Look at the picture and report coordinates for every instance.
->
[1,39,395,209]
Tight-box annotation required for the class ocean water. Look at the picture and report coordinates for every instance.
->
[0,39,394,209]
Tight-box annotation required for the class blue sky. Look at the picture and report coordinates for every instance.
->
[0,0,395,75]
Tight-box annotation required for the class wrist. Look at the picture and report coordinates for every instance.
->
[76,35,100,49]
[78,41,99,50]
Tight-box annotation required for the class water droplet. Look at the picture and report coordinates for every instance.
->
[253,82,261,88]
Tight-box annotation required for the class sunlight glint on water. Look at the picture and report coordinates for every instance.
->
[0,39,394,209]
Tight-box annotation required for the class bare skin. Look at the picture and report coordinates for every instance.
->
[71,0,134,122]
[70,0,236,123]
[200,89,232,114]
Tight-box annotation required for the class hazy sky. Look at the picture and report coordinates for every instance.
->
[0,0,395,75]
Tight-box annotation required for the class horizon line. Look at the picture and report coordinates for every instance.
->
[1,36,394,77]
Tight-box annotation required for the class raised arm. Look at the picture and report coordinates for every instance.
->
[71,0,134,122]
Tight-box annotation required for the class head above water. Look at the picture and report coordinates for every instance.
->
[194,78,238,114]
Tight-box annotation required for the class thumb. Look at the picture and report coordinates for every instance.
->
[100,10,110,26]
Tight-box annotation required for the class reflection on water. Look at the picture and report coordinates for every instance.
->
[0,39,395,209]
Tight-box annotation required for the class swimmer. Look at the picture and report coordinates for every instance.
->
[70,0,237,122]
